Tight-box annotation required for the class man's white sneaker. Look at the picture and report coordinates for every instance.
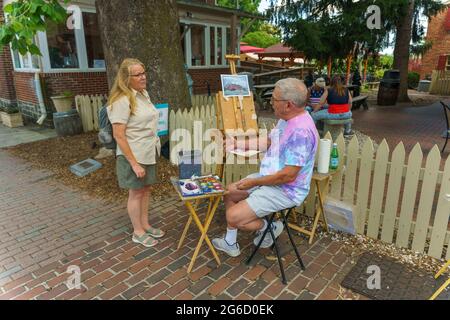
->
[253,220,284,248]
[212,237,241,257]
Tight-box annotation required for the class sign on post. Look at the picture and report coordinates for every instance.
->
[156,103,169,136]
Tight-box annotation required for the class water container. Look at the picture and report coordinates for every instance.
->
[53,110,83,137]
[178,150,202,179]
[417,80,431,92]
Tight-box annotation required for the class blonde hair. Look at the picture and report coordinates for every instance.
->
[107,58,145,115]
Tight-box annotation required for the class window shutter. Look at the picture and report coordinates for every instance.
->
[437,55,448,70]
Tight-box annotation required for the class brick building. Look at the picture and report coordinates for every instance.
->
[0,0,260,126]
[420,3,450,79]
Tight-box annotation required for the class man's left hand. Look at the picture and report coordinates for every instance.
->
[236,178,257,190]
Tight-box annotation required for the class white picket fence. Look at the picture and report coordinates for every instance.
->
[75,95,107,132]
[74,94,215,133]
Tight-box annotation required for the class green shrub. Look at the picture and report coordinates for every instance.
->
[0,104,19,114]
[408,72,420,89]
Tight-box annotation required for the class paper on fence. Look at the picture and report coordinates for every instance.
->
[323,197,356,235]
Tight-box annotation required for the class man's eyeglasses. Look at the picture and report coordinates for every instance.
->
[270,97,288,105]
[130,72,146,78]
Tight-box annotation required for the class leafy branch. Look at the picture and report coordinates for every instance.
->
[0,0,70,56]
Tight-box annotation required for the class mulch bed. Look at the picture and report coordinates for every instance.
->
[6,132,178,203]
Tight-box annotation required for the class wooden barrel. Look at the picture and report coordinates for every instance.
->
[53,110,83,137]
[377,85,400,106]
[377,70,400,106]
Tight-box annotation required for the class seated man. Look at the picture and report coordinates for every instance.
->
[212,78,319,257]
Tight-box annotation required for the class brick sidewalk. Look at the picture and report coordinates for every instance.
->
[352,100,449,157]
[0,150,131,285]
[0,150,367,300]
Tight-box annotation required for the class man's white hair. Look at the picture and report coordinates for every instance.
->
[275,78,308,108]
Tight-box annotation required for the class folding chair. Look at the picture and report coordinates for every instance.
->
[430,259,450,300]
[246,207,306,285]
[441,101,450,153]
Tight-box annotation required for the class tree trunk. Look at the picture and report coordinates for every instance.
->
[96,0,190,110]
[392,0,415,102]
[346,54,352,85]
[327,56,332,78]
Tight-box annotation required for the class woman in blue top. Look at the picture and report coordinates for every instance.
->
[310,75,353,136]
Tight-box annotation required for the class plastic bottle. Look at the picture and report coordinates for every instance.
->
[330,143,339,170]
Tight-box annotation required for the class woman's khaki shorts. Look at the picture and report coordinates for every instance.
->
[116,155,157,190]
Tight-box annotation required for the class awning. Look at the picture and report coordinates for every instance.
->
[240,45,265,53]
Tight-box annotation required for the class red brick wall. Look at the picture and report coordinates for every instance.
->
[420,8,450,79]
[188,68,231,94]
[13,71,108,108]
[41,72,109,98]
[0,0,17,103]
[14,72,38,105]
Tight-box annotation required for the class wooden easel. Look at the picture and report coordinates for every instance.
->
[215,55,259,179]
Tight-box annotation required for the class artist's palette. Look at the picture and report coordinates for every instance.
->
[198,176,225,194]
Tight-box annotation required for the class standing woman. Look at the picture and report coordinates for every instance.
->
[107,58,165,247]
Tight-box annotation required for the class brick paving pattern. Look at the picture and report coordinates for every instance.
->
[352,100,449,157]
[0,149,367,300]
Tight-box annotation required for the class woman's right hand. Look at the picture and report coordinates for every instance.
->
[132,163,146,179]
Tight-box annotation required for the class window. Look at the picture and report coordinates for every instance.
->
[46,20,79,69]
[11,49,39,70]
[178,20,238,68]
[7,12,39,71]
[83,12,105,69]
[191,25,205,66]
[447,56,450,71]
[33,9,107,72]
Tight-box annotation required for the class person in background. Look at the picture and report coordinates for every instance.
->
[306,77,327,113]
[107,58,164,248]
[352,67,362,97]
[304,70,314,88]
[310,75,354,136]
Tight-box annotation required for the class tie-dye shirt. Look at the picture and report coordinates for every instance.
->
[259,112,319,204]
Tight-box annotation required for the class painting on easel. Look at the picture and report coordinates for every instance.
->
[221,75,251,98]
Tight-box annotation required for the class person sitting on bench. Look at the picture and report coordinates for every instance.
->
[212,78,319,257]
[310,75,354,136]
[306,77,327,114]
